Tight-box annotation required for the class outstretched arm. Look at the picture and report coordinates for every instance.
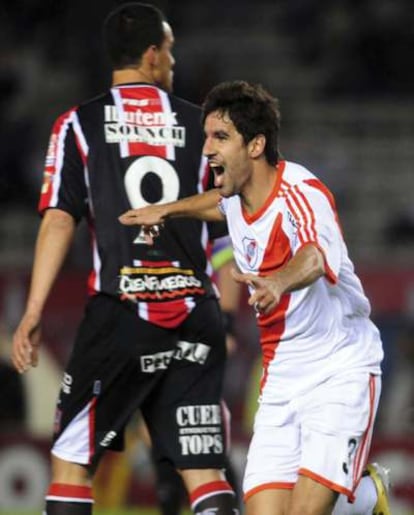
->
[12,209,76,373]
[232,244,325,315]
[119,189,225,227]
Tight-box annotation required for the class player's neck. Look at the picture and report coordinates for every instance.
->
[112,66,155,87]
[241,163,278,214]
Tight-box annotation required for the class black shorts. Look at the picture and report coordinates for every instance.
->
[51,294,228,470]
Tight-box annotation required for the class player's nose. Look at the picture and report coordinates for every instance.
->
[203,137,214,157]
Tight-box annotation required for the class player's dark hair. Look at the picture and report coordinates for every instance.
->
[103,2,166,69]
[202,81,280,166]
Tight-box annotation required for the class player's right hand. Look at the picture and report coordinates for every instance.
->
[12,313,42,373]
[119,205,167,227]
[231,268,283,315]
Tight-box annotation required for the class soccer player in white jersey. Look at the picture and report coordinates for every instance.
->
[120,80,391,515]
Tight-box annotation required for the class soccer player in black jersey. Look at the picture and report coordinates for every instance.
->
[11,4,239,514]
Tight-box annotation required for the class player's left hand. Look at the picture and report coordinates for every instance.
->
[231,269,283,315]
[12,313,42,373]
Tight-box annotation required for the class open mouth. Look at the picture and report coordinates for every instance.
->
[209,164,225,176]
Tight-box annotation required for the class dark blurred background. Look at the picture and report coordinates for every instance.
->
[0,0,413,513]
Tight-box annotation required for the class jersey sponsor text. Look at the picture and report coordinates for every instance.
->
[176,404,223,456]
[105,123,186,146]
[119,271,203,294]
[140,341,211,372]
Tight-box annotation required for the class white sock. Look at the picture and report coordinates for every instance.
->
[332,475,377,515]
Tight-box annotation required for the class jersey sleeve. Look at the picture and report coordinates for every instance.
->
[217,197,227,217]
[287,179,342,283]
[38,109,88,222]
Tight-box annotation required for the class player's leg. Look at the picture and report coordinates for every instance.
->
[145,299,239,514]
[243,402,299,515]
[244,470,363,515]
[45,295,169,514]
[332,462,391,515]
[222,452,242,508]
[151,430,240,515]
[181,468,238,514]
[288,475,338,515]
[299,372,382,515]
[250,480,337,515]
[243,465,391,515]
[45,456,93,515]
[180,302,239,514]
[43,296,113,515]
[245,488,291,515]
[152,456,186,515]
[243,371,383,515]
[246,478,336,515]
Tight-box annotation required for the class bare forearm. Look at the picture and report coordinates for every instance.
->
[26,209,76,316]
[274,244,325,295]
[232,244,326,316]
[119,188,224,226]
[165,189,223,221]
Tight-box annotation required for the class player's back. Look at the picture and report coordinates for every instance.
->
[40,83,220,327]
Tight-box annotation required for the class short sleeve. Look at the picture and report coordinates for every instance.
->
[38,109,88,222]
[287,179,342,283]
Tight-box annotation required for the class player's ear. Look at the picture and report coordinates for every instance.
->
[248,134,266,159]
[144,45,159,67]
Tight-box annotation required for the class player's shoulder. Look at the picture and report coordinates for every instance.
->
[53,91,110,122]
[282,160,317,185]
[282,160,335,206]
[282,160,329,191]
[77,91,112,112]
[168,92,202,115]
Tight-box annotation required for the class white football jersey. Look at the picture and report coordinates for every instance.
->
[219,160,383,403]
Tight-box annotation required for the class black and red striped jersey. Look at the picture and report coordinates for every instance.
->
[39,83,225,328]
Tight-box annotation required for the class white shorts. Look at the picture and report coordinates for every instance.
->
[243,371,381,502]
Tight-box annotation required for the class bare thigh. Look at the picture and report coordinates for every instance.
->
[289,475,338,515]
[246,488,291,515]
[245,476,338,515]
